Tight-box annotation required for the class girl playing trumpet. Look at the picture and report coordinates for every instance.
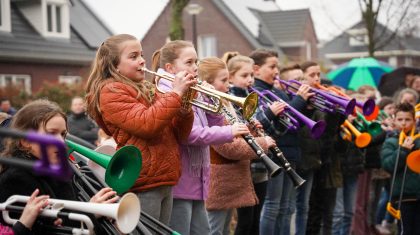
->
[151,41,249,235]
[85,34,196,225]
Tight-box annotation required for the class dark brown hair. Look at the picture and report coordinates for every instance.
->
[300,61,319,72]
[395,102,415,118]
[0,99,67,173]
[249,49,278,66]
[280,63,301,75]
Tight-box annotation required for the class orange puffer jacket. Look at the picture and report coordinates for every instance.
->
[98,82,194,192]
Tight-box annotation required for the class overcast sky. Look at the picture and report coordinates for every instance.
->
[83,0,362,42]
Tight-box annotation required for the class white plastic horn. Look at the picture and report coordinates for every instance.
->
[0,192,140,234]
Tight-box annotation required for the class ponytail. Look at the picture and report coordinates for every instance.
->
[151,49,161,72]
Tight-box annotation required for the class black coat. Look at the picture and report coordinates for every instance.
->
[67,112,99,145]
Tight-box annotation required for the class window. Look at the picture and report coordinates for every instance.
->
[0,0,11,32]
[58,75,82,85]
[47,3,62,33]
[198,35,217,58]
[388,57,397,67]
[347,28,368,46]
[0,74,31,94]
[44,0,69,38]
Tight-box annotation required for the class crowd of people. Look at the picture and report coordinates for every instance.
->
[0,33,419,235]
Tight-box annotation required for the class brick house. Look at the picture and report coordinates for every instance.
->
[0,0,112,94]
[321,21,420,69]
[141,0,318,65]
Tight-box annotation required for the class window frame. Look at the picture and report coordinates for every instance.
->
[43,0,69,38]
[58,75,82,85]
[0,0,11,32]
[197,35,217,58]
[0,74,32,94]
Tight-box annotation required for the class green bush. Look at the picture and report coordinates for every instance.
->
[34,81,86,113]
[0,81,86,112]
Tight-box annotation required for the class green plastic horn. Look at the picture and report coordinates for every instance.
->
[66,140,142,194]
[355,112,382,137]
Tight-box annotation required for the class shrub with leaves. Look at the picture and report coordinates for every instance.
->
[34,81,86,113]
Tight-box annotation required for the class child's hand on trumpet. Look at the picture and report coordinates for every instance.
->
[19,189,49,229]
[172,71,197,97]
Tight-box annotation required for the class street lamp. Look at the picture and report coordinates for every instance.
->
[185,3,203,49]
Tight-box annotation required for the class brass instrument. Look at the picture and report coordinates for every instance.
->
[142,68,259,120]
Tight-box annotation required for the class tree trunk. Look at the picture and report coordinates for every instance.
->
[169,0,189,40]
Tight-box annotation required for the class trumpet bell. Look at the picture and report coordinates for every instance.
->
[66,140,142,194]
[355,133,371,148]
[407,150,420,173]
[116,192,141,234]
[312,121,327,139]
[364,105,380,121]
[107,145,142,193]
[241,92,258,120]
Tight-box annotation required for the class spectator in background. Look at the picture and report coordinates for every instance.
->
[394,88,418,107]
[276,63,304,90]
[0,98,17,116]
[409,75,420,96]
[67,96,98,145]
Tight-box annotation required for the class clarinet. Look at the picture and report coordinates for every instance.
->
[248,119,306,188]
[219,104,281,177]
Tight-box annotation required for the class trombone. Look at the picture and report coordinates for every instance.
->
[387,127,420,220]
[142,68,259,120]
[0,193,140,235]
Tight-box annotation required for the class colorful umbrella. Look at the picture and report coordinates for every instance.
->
[326,57,393,91]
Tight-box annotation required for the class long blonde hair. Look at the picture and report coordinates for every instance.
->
[222,52,254,75]
[85,34,154,122]
[198,57,227,84]
[151,40,194,73]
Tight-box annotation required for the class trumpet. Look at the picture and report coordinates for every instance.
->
[277,78,356,116]
[313,83,378,119]
[340,120,371,148]
[142,68,258,120]
[0,193,140,235]
[249,87,326,139]
[0,127,71,180]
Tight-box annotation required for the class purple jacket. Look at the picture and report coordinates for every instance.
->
[157,69,234,200]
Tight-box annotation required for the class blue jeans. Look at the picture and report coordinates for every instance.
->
[208,209,232,235]
[260,171,296,235]
[375,186,394,224]
[295,170,314,235]
[170,199,210,235]
[332,174,358,235]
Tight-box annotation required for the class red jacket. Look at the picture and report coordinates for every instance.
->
[98,82,194,192]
